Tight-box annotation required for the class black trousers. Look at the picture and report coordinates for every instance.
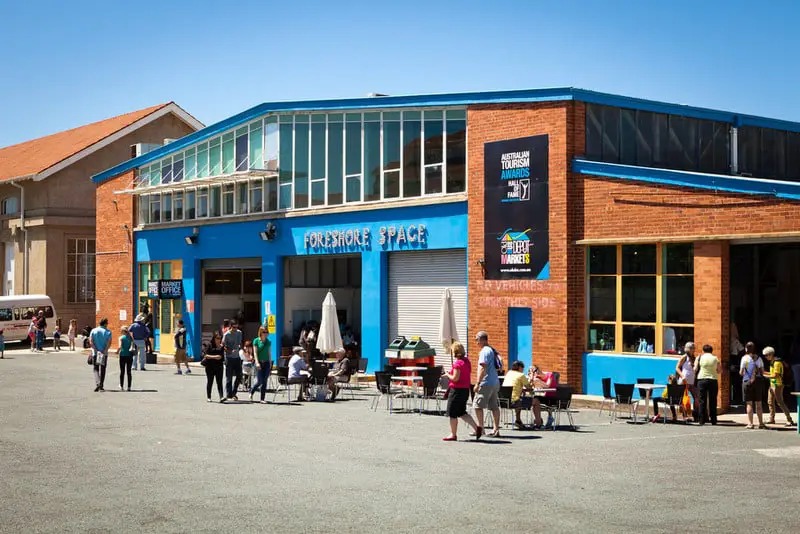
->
[205,363,224,399]
[119,356,133,388]
[225,357,243,398]
[697,378,718,424]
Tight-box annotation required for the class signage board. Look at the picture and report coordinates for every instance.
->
[267,314,276,335]
[158,280,183,299]
[483,135,549,279]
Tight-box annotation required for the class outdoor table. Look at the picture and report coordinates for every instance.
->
[532,388,556,395]
[793,393,800,436]
[634,383,666,421]
[392,375,424,412]
[395,366,428,373]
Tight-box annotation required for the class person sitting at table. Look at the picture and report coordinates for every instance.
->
[288,347,311,401]
[327,349,351,400]
[651,374,680,423]
[502,360,544,430]
[529,365,557,427]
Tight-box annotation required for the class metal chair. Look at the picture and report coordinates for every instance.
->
[549,386,577,431]
[498,386,514,427]
[599,377,614,416]
[272,366,306,403]
[371,371,404,413]
[612,383,639,422]
[658,383,687,424]
[352,357,368,388]
[419,366,443,414]
[310,361,329,400]
[332,362,356,400]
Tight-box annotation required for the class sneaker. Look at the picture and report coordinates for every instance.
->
[127,387,131,392]
[119,386,124,391]
[260,400,268,404]
[786,421,795,427]
[175,370,183,375]
[651,415,660,423]
[141,368,146,371]
[233,396,239,401]
[99,387,105,392]
[94,386,100,392]
[207,398,213,403]
[768,420,776,425]
[219,398,227,403]
[249,393,254,402]
[185,369,191,374]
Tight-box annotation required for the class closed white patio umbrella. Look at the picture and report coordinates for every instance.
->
[316,291,344,354]
[439,288,459,362]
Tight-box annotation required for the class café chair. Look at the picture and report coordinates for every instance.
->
[612,383,639,423]
[599,377,614,416]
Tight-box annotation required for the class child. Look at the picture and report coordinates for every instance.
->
[53,319,62,351]
[651,374,680,423]
[0,328,5,358]
[28,318,36,351]
[68,319,77,351]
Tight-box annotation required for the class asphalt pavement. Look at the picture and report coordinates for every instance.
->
[1,345,799,533]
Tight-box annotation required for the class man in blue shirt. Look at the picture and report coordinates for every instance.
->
[128,315,150,371]
[90,318,113,392]
[473,331,502,438]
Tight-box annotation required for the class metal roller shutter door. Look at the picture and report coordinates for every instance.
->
[388,249,467,368]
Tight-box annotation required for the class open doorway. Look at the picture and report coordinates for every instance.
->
[202,259,262,344]
[730,243,800,408]
[283,255,361,359]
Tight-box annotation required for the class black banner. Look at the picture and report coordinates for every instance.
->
[158,280,183,299]
[483,135,549,279]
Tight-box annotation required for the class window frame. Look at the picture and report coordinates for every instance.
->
[586,243,694,356]
[66,237,96,304]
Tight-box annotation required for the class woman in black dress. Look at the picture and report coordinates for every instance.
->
[204,332,226,403]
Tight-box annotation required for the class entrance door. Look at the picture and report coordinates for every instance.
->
[508,307,532,369]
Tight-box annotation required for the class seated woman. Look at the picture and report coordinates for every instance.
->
[651,374,680,423]
[528,365,558,427]
[327,349,351,399]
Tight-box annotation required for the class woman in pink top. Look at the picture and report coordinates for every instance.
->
[441,342,480,441]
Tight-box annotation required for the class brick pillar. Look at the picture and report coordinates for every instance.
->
[694,240,730,412]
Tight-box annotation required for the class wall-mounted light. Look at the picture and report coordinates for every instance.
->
[185,227,199,245]
[477,258,486,278]
[259,221,277,241]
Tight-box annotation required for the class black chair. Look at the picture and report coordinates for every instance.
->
[419,367,443,413]
[612,383,639,422]
[278,357,290,368]
[383,365,397,376]
[636,377,655,404]
[310,362,329,400]
[599,377,614,416]
[371,371,403,413]
[498,386,514,426]
[549,386,577,431]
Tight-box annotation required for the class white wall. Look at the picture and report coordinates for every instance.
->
[283,288,361,338]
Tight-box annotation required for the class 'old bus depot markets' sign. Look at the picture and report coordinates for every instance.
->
[303,224,427,251]
[147,280,183,299]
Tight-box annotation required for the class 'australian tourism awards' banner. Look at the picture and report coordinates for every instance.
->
[483,135,549,279]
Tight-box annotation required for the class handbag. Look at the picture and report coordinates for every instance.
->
[87,354,94,366]
[200,357,209,367]
[681,385,693,418]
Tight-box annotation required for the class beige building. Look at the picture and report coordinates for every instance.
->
[0,103,202,329]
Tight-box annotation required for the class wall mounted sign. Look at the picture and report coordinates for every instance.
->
[147,281,160,299]
[158,280,183,299]
[483,135,549,279]
[303,224,427,251]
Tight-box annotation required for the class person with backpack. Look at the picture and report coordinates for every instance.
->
[472,330,502,438]
[740,341,765,429]
[762,346,795,427]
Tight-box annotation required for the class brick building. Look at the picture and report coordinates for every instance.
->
[93,89,800,411]
[0,103,201,335]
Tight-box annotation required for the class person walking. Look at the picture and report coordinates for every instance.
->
[118,326,135,391]
[203,332,225,403]
[89,318,113,392]
[473,331,502,438]
[222,321,243,400]
[740,342,765,429]
[762,346,795,427]
[173,319,191,375]
[249,327,272,403]
[128,314,150,371]
[676,342,699,419]
[68,319,77,351]
[694,344,721,425]
[35,311,47,352]
[27,317,36,351]
[441,341,480,441]
[142,303,154,356]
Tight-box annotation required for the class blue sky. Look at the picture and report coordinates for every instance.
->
[0,0,798,147]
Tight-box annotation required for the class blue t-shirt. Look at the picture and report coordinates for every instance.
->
[478,346,500,387]
[90,327,113,353]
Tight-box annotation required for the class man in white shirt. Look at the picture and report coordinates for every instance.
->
[288,347,310,401]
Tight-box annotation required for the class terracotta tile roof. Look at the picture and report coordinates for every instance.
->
[0,103,170,183]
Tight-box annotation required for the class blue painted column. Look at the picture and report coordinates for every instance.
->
[262,254,283,365]
[361,250,387,373]
[182,258,202,360]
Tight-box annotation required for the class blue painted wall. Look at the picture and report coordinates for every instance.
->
[135,201,468,372]
[508,308,533,369]
[583,353,680,399]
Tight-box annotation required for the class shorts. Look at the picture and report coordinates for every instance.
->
[474,384,500,410]
[743,379,762,403]
[446,388,470,418]
[174,348,188,364]
[511,397,533,410]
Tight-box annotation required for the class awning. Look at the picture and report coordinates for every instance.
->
[114,168,279,195]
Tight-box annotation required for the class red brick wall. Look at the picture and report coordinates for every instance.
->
[95,171,134,338]
[467,102,584,386]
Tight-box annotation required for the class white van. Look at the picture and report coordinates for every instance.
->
[0,295,59,342]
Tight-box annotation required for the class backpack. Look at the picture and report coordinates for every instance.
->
[489,346,503,372]
[780,359,794,388]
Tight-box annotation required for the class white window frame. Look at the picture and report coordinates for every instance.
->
[66,237,96,304]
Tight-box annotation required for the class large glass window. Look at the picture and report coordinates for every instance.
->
[196,143,209,178]
[184,148,196,180]
[210,185,221,217]
[222,132,235,174]
[310,116,326,207]
[327,117,344,205]
[294,116,309,209]
[585,103,729,175]
[237,182,248,214]
[209,138,222,176]
[383,113,401,199]
[222,184,235,216]
[174,191,184,220]
[264,117,279,171]
[249,179,263,212]
[197,188,208,218]
[402,111,422,197]
[586,243,694,355]
[66,238,96,304]
[161,158,173,185]
[279,118,293,209]
[445,110,466,193]
[364,117,381,202]
[345,115,361,203]
[172,157,184,183]
[423,111,443,195]
[162,193,173,222]
[185,190,196,220]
